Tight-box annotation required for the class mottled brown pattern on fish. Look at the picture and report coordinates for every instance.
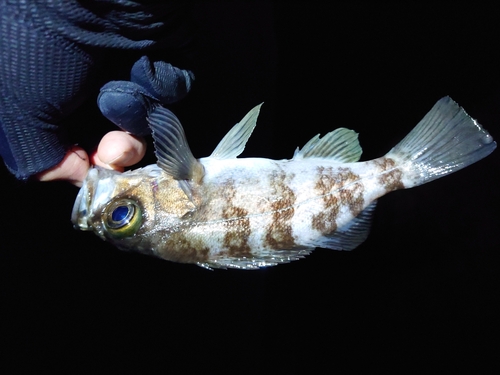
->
[311,209,339,233]
[373,157,405,191]
[311,167,340,232]
[159,230,210,263]
[264,170,296,249]
[311,166,365,233]
[220,178,252,257]
[157,174,197,210]
[338,167,365,217]
[222,206,252,257]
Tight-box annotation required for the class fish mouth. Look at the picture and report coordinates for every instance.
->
[71,168,98,231]
[71,167,125,232]
[71,166,128,237]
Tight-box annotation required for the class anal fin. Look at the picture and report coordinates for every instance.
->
[315,200,377,251]
[197,248,314,270]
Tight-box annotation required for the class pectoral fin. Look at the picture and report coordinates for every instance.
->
[148,106,204,183]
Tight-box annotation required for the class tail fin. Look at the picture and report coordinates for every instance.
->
[387,96,496,188]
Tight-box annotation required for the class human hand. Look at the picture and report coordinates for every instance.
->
[0,2,194,185]
[36,132,147,187]
[36,56,194,187]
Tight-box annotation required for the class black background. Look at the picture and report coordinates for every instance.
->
[1,2,499,373]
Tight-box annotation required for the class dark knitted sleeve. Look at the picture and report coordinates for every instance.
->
[0,0,193,179]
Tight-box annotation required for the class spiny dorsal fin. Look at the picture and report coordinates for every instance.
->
[148,106,204,183]
[210,103,262,159]
[293,127,362,162]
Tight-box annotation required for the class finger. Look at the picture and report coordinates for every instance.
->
[36,146,90,187]
[93,131,146,170]
[131,56,194,103]
[97,81,152,136]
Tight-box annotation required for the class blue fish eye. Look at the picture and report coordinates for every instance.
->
[103,199,142,238]
[112,205,130,223]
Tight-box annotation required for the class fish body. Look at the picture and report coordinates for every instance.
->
[72,97,496,269]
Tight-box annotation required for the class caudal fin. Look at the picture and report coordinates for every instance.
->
[387,96,496,188]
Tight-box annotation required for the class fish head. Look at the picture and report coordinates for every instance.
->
[70,103,262,262]
[71,165,195,255]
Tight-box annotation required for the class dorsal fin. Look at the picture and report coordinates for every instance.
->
[293,127,362,162]
[147,106,204,183]
[210,103,262,159]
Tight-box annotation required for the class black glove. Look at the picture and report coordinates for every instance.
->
[98,56,194,136]
[0,0,194,180]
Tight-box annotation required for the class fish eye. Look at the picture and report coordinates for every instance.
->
[102,199,142,239]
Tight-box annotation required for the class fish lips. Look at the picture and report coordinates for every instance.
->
[71,167,122,233]
[71,168,98,231]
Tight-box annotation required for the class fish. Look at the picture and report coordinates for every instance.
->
[71,97,496,270]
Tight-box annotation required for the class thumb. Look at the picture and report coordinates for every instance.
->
[35,146,90,187]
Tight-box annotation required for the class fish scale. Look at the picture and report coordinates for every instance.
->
[71,97,496,269]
